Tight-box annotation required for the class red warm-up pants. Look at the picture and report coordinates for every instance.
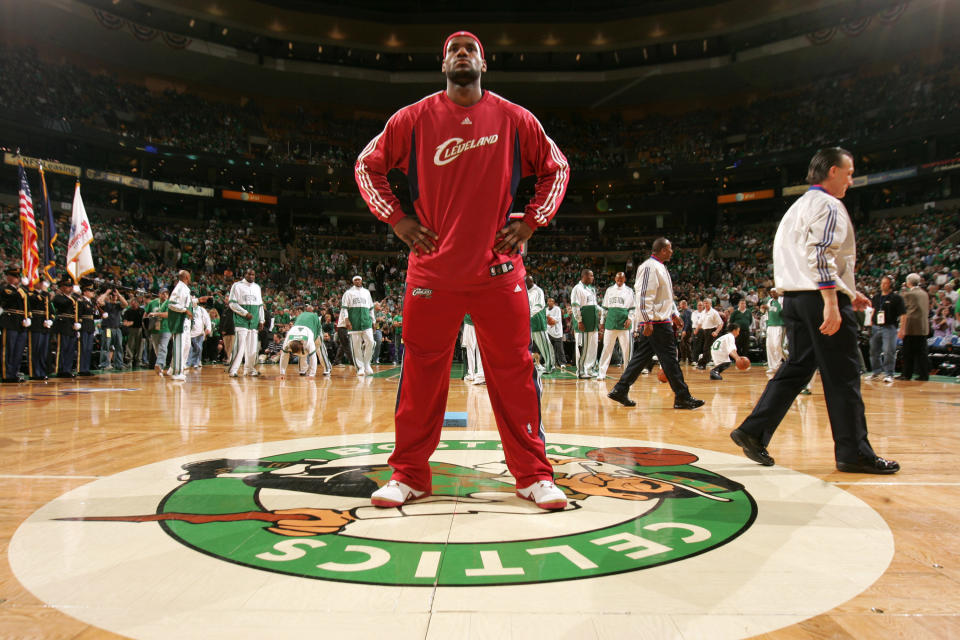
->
[388,276,554,491]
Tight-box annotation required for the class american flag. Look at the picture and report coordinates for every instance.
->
[18,163,40,289]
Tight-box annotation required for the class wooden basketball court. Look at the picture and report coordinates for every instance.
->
[1,363,958,639]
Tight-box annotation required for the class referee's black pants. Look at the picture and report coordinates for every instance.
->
[736,291,876,464]
[612,323,692,401]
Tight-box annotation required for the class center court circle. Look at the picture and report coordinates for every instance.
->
[11,432,894,640]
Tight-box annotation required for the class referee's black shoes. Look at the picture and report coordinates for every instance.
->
[673,397,705,410]
[607,390,636,407]
[837,456,900,474]
[730,428,775,466]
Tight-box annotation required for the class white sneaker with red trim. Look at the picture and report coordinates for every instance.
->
[370,480,428,507]
[516,480,567,510]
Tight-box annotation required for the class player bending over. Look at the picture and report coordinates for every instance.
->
[709,324,748,380]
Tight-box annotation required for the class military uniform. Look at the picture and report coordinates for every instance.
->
[1,269,29,383]
[27,287,53,380]
[52,280,80,377]
[77,287,98,376]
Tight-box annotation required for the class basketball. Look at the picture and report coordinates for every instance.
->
[586,446,699,467]
[546,316,556,326]
[657,367,668,383]
[736,357,751,370]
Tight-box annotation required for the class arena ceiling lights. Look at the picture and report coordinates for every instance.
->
[76,0,909,73]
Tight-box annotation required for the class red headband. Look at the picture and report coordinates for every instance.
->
[443,31,484,60]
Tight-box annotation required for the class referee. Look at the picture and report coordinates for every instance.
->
[607,238,703,410]
[730,147,898,474]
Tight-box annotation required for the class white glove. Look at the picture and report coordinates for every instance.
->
[43,319,53,328]
[22,318,31,328]
[73,322,81,330]
[102,312,109,319]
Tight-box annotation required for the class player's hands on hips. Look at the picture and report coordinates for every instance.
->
[394,217,438,256]
[852,290,870,311]
[493,221,533,255]
[643,323,654,337]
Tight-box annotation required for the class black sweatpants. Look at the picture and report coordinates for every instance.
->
[612,323,691,401]
[736,291,877,464]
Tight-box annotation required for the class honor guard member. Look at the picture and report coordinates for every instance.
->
[27,278,54,380]
[339,275,376,377]
[526,275,553,374]
[51,275,79,377]
[571,269,600,379]
[608,238,704,410]
[730,147,899,474]
[597,272,635,380]
[76,279,98,377]
[1,267,29,383]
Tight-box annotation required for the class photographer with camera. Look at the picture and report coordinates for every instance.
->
[97,285,128,370]
[123,291,147,368]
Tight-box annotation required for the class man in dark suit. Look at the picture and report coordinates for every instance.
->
[898,272,930,381]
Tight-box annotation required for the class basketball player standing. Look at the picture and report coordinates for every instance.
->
[355,30,570,509]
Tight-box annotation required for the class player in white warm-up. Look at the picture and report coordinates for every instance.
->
[526,275,553,374]
[764,288,785,373]
[278,324,319,379]
[571,269,600,379]
[545,297,564,369]
[167,270,193,382]
[708,325,743,381]
[339,275,376,377]
[597,272,634,380]
[228,268,264,377]
[461,313,484,384]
